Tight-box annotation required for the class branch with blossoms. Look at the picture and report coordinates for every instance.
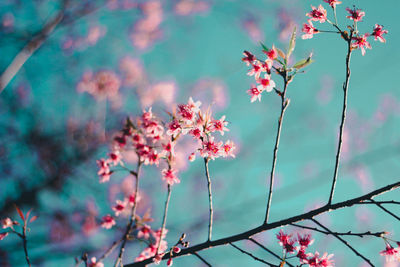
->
[2,1,398,266]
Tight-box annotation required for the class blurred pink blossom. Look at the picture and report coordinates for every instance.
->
[119,57,146,87]
[174,0,210,16]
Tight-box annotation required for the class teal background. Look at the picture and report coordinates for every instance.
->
[1,0,400,266]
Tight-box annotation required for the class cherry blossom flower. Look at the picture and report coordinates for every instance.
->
[297,233,314,248]
[247,61,263,79]
[77,70,121,100]
[222,140,236,158]
[162,168,180,185]
[242,51,256,66]
[211,115,229,135]
[352,34,371,56]
[88,257,104,267]
[97,159,113,183]
[108,150,122,166]
[306,5,327,23]
[137,224,152,239]
[200,137,222,160]
[380,244,400,262]
[247,86,263,102]
[167,258,173,266]
[257,74,276,92]
[302,21,319,40]
[372,24,388,43]
[101,214,116,229]
[346,7,365,22]
[1,218,13,229]
[166,120,182,137]
[112,199,127,216]
[323,0,341,8]
[265,45,278,60]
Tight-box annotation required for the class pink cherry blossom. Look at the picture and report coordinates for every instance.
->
[100,214,116,229]
[306,5,327,23]
[200,137,222,160]
[137,224,152,239]
[77,70,121,100]
[247,86,263,102]
[297,233,314,248]
[352,34,371,56]
[88,257,104,267]
[222,140,236,158]
[166,119,182,137]
[1,218,13,229]
[372,24,388,43]
[323,0,341,8]
[211,115,229,135]
[188,152,196,162]
[112,199,126,216]
[247,61,263,79]
[302,21,319,40]
[97,159,113,183]
[257,74,276,92]
[162,168,180,185]
[265,45,278,60]
[346,7,365,22]
[380,244,400,262]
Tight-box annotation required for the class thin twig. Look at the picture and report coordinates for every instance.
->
[114,160,142,267]
[248,238,294,267]
[98,240,122,261]
[156,184,172,255]
[265,74,290,224]
[311,219,373,266]
[369,199,400,221]
[125,180,400,266]
[22,223,32,267]
[192,252,212,267]
[328,33,353,205]
[290,223,385,238]
[230,243,277,266]
[204,157,213,241]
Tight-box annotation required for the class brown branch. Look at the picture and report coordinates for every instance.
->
[265,75,290,224]
[248,238,294,267]
[290,223,385,238]
[125,179,400,266]
[98,240,122,262]
[114,160,142,267]
[0,0,69,93]
[204,157,213,241]
[230,243,278,266]
[328,33,353,205]
[311,219,373,266]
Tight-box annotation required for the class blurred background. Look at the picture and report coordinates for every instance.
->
[0,0,400,266]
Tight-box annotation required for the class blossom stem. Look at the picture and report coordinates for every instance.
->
[114,159,142,267]
[22,223,32,267]
[204,157,213,241]
[328,36,353,205]
[265,74,290,224]
[156,184,172,255]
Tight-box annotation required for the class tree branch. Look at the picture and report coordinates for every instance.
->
[230,242,278,266]
[125,179,400,266]
[290,223,385,238]
[248,238,294,267]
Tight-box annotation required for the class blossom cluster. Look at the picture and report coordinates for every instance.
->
[276,229,334,266]
[95,97,235,263]
[242,49,276,102]
[380,239,400,262]
[302,2,388,56]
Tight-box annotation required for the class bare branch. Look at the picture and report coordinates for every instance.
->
[290,223,385,238]
[369,199,400,222]
[192,252,212,267]
[230,243,278,266]
[248,238,294,267]
[311,219,373,266]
